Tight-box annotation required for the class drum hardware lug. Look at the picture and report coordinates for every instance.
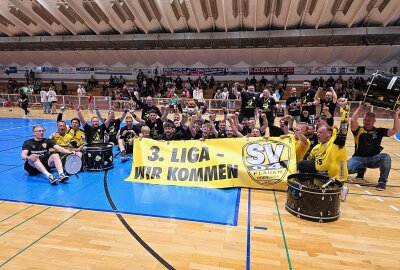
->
[327,211,331,216]
[329,196,333,202]
[297,214,300,218]
[322,196,324,201]
[320,212,323,217]
[297,207,301,212]
[319,219,323,223]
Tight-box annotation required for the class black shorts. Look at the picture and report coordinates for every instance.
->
[24,158,50,176]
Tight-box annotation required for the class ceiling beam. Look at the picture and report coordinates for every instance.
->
[315,0,329,29]
[10,0,57,35]
[222,0,228,32]
[284,0,293,30]
[3,8,34,36]
[156,0,174,33]
[93,0,124,35]
[254,0,258,31]
[124,0,149,34]
[382,2,400,26]
[347,0,368,27]
[187,0,201,33]
[65,0,100,34]
[298,0,309,28]
[0,23,14,37]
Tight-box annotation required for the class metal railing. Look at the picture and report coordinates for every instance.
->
[0,93,396,119]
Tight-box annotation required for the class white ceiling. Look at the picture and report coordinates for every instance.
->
[0,0,399,67]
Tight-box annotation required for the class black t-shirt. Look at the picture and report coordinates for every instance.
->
[352,127,388,157]
[158,132,184,141]
[240,91,259,118]
[130,93,162,120]
[320,99,337,116]
[119,125,137,144]
[22,138,55,160]
[146,119,164,140]
[286,96,301,116]
[106,119,122,138]
[84,123,107,144]
[256,97,276,118]
[268,123,285,137]
[300,89,316,115]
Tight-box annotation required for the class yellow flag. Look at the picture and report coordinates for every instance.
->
[126,136,297,191]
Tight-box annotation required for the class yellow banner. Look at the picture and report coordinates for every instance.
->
[126,136,297,191]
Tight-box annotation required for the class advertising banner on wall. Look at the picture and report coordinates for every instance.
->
[59,67,77,74]
[249,67,295,75]
[76,67,94,74]
[41,66,59,73]
[225,67,248,75]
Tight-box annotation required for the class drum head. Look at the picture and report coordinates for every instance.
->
[64,155,82,175]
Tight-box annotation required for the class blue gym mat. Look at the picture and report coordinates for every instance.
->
[0,117,240,225]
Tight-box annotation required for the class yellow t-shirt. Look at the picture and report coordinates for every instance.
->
[308,129,348,181]
[66,126,86,147]
[50,132,74,149]
[295,136,310,162]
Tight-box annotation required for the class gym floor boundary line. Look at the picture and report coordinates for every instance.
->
[103,170,175,270]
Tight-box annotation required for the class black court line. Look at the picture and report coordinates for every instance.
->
[103,171,175,270]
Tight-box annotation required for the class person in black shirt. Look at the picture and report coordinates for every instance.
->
[285,87,301,129]
[74,103,112,144]
[347,104,400,191]
[299,80,316,124]
[315,86,337,119]
[95,105,128,144]
[239,85,259,122]
[118,115,142,162]
[256,89,278,125]
[129,90,161,120]
[135,109,166,140]
[159,122,185,141]
[18,91,30,117]
[21,125,74,184]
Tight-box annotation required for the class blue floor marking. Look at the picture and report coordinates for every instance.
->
[0,117,240,225]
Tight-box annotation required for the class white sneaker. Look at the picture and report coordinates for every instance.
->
[58,173,69,183]
[48,175,57,185]
[341,186,349,202]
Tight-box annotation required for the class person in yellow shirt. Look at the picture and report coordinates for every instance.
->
[298,98,350,199]
[49,121,83,159]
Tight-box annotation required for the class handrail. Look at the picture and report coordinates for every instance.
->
[0,93,395,119]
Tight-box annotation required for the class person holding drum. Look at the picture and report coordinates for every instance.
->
[49,121,83,175]
[21,125,74,184]
[347,103,400,191]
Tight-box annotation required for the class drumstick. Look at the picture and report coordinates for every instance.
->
[322,178,335,189]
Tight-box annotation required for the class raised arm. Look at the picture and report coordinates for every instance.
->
[314,87,322,105]
[188,117,197,138]
[227,115,243,137]
[350,102,363,132]
[119,104,129,122]
[330,86,338,103]
[74,103,87,127]
[334,98,350,148]
[160,105,169,122]
[95,106,105,123]
[387,109,400,137]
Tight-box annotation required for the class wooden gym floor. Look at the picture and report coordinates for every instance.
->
[0,106,399,270]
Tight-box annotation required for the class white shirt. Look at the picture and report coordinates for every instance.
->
[47,90,57,102]
[40,90,48,102]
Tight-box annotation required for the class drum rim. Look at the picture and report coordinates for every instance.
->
[287,182,341,195]
[62,154,82,175]
[285,204,340,221]
[287,173,343,191]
